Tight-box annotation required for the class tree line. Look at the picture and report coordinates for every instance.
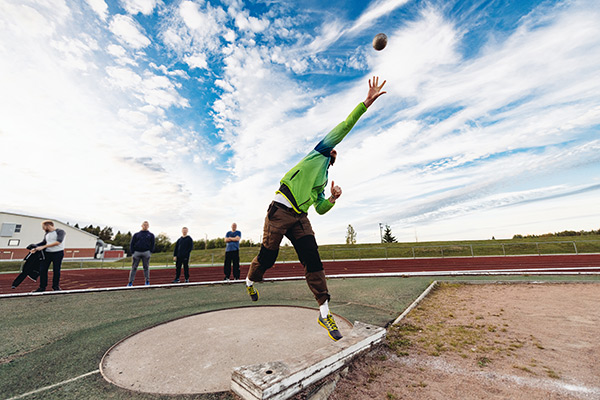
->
[513,229,600,239]
[74,224,256,255]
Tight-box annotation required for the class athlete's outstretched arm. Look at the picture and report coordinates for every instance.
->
[363,76,386,108]
[314,76,387,155]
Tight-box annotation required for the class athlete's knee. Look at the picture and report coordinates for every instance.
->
[295,235,323,272]
[257,245,279,270]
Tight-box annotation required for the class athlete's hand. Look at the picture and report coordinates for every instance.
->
[329,181,342,203]
[364,76,386,108]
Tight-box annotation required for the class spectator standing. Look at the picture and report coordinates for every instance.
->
[172,227,193,283]
[127,221,155,286]
[32,220,65,292]
[224,223,241,280]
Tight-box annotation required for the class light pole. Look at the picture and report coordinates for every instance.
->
[378,223,383,243]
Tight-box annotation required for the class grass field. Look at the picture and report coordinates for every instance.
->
[2,236,599,273]
[1,275,599,399]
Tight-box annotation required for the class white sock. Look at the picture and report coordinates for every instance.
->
[246,277,254,287]
[319,301,330,318]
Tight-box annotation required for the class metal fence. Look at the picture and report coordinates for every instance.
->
[144,239,600,266]
[1,240,599,271]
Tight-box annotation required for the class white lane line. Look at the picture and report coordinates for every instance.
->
[5,369,100,400]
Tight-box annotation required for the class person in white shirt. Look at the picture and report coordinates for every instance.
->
[31,220,66,292]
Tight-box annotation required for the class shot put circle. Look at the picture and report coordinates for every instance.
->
[100,305,352,395]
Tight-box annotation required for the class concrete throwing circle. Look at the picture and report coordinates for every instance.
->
[100,306,353,395]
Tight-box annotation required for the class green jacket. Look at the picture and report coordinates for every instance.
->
[277,102,368,214]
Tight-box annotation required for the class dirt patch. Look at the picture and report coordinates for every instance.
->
[331,282,600,400]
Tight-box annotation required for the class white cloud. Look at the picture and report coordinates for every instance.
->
[85,0,108,20]
[120,0,157,16]
[109,14,151,49]
[184,53,208,69]
[106,65,143,87]
[233,10,269,33]
[348,0,411,34]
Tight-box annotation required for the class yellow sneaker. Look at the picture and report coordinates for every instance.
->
[318,314,343,341]
[246,285,259,301]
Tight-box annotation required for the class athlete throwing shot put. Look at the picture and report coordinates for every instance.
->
[245,76,386,341]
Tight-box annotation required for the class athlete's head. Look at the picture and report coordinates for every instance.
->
[329,149,337,166]
[41,220,55,232]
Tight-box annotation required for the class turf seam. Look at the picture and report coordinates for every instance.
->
[5,369,100,400]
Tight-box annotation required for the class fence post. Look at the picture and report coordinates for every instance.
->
[385,247,388,259]
[211,254,214,266]
[501,244,505,256]
[412,247,415,259]
[536,242,540,256]
[573,241,578,255]
[470,245,474,257]
[358,248,361,261]
[441,246,444,258]
[333,249,335,261]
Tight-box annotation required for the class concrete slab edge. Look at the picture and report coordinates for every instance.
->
[392,280,439,326]
[231,322,386,400]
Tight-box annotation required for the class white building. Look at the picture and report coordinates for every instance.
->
[0,212,98,260]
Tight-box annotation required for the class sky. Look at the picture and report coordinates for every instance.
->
[1,0,599,245]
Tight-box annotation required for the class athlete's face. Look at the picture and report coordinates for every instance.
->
[42,223,54,232]
[329,149,337,166]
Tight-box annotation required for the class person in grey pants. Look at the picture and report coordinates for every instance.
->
[127,221,155,286]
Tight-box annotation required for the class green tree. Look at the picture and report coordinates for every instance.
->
[99,226,113,242]
[112,231,132,255]
[154,233,172,253]
[382,225,397,243]
[345,224,357,244]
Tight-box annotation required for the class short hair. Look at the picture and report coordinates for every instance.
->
[182,227,188,230]
[42,220,54,227]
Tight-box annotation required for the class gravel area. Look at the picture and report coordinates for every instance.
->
[331,282,600,400]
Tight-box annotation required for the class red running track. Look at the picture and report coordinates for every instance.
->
[1,254,599,295]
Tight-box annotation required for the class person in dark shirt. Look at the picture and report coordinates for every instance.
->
[172,227,193,283]
[127,221,155,286]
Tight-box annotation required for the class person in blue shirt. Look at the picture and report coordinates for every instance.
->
[224,223,241,280]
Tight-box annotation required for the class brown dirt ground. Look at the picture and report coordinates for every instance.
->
[331,282,600,400]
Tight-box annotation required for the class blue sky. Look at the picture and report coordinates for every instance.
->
[1,0,599,244]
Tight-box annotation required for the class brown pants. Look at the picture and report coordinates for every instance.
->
[247,202,330,305]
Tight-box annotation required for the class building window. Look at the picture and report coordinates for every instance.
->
[0,223,17,237]
[14,224,22,233]
[8,239,20,246]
